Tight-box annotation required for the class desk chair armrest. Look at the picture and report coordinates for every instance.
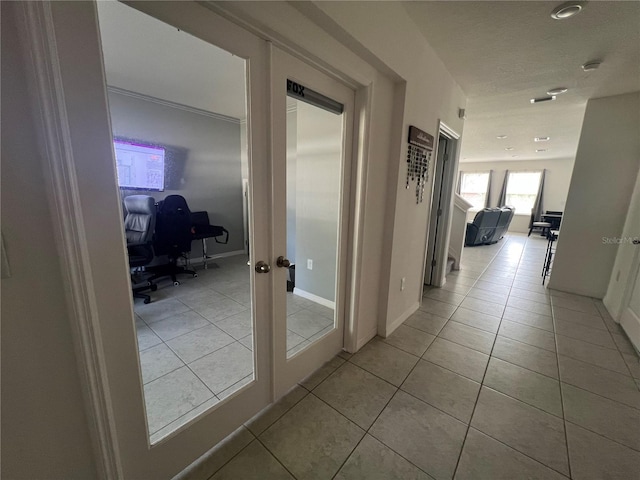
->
[213,227,229,245]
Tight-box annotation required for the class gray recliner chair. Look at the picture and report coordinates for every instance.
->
[490,206,515,243]
[465,208,501,246]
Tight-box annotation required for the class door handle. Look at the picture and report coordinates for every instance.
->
[276,256,291,268]
[254,261,271,273]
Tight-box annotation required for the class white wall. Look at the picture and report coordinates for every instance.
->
[290,102,342,303]
[309,2,466,335]
[1,3,98,477]
[550,92,640,298]
[459,158,575,233]
[603,168,640,319]
[108,91,246,257]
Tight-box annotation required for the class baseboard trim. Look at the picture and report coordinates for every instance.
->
[294,289,335,309]
[187,250,246,265]
[356,326,378,351]
[384,301,420,338]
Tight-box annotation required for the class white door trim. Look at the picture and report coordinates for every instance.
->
[620,247,640,350]
[422,121,461,291]
[16,2,121,478]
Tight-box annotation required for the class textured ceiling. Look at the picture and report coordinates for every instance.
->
[403,1,640,163]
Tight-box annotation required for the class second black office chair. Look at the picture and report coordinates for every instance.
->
[149,195,198,286]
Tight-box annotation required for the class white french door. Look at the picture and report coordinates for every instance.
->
[27,1,274,478]
[270,47,355,397]
[27,1,357,477]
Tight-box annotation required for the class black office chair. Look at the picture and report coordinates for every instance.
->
[149,195,198,286]
[124,195,157,304]
[191,210,229,269]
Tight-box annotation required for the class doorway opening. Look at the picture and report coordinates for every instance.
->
[424,124,460,289]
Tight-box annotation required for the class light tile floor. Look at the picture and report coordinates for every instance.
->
[133,254,333,442]
[179,234,640,480]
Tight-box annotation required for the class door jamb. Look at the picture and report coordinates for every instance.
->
[619,248,640,349]
[422,121,460,294]
[15,2,122,477]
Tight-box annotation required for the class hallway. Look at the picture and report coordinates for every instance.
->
[182,234,640,479]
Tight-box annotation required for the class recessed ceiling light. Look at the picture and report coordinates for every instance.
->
[551,2,584,19]
[535,137,550,142]
[547,87,568,96]
[530,96,557,104]
[582,61,602,72]
[497,135,508,139]
[505,147,514,151]
[536,149,547,152]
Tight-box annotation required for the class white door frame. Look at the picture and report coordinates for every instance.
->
[422,121,461,291]
[620,247,640,351]
[16,1,274,478]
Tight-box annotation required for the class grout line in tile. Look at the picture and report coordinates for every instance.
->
[206,427,259,480]
[148,392,220,439]
[496,331,556,353]
[451,235,516,479]
[463,427,573,479]
[355,386,437,479]
[551,300,573,478]
[564,419,640,454]
[557,376,640,413]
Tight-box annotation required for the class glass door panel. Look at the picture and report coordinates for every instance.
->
[98,1,257,444]
[285,98,344,358]
[272,47,355,396]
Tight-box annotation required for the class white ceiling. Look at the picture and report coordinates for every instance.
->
[97,1,639,161]
[96,1,247,120]
[403,1,640,163]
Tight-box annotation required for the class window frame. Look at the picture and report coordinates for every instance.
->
[504,170,543,215]
[459,171,491,211]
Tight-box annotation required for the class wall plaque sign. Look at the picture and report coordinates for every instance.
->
[406,125,434,203]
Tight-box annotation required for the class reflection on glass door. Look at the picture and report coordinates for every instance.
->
[97,1,255,444]
[284,89,345,358]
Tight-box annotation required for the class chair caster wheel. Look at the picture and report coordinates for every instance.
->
[143,298,151,304]
[173,281,180,286]
[146,281,152,287]
[150,284,158,291]
[193,273,198,278]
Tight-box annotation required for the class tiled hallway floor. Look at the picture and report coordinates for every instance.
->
[183,234,640,480]
[133,254,333,442]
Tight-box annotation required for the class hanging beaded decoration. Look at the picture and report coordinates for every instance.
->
[406,126,434,203]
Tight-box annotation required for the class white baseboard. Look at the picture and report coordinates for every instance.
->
[384,301,420,337]
[356,326,378,351]
[186,250,246,265]
[294,289,335,309]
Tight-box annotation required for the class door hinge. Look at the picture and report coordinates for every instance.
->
[431,259,437,267]
[443,154,449,162]
[437,208,442,216]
